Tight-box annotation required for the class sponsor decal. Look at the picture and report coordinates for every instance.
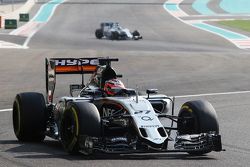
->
[102,104,125,117]
[141,125,160,128]
[110,137,127,142]
[103,107,116,117]
[54,59,99,66]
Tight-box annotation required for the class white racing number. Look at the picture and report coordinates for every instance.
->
[134,110,150,115]
[134,110,154,121]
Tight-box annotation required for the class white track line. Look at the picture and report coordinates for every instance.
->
[175,90,250,98]
[183,14,250,18]
[0,108,12,112]
[20,0,67,48]
[1,91,250,112]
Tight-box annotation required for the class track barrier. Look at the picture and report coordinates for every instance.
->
[19,13,29,22]
[5,19,17,29]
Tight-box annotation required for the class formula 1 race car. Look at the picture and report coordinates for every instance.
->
[12,57,222,156]
[95,22,142,40]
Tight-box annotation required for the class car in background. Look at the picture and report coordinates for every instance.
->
[95,22,142,40]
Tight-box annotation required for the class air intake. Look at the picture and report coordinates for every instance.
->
[139,128,148,137]
[158,127,167,137]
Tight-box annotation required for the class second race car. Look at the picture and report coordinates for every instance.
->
[95,22,142,40]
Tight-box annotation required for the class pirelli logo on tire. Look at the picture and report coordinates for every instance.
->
[181,105,193,113]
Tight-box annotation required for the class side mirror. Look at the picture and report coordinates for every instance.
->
[70,84,84,97]
[146,89,158,98]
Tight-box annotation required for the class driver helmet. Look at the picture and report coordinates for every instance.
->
[104,79,125,96]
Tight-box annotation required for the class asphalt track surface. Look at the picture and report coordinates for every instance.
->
[29,0,238,51]
[1,0,250,166]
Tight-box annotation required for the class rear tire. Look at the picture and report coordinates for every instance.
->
[60,102,101,154]
[177,100,219,155]
[95,29,103,39]
[12,92,46,142]
[111,31,119,40]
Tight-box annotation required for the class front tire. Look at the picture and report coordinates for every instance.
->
[177,100,219,155]
[12,92,46,142]
[132,30,142,40]
[132,30,140,37]
[60,102,101,154]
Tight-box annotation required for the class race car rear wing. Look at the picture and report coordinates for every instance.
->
[45,57,118,103]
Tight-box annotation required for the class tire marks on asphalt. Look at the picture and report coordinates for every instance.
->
[2,90,250,112]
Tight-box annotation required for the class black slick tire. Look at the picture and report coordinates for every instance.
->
[12,92,46,142]
[60,102,101,154]
[132,30,142,40]
[111,31,119,40]
[177,100,219,155]
[95,29,103,39]
[132,30,140,37]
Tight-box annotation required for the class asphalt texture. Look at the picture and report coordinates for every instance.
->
[28,0,239,52]
[1,0,250,166]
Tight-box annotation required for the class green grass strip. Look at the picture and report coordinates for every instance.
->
[218,20,250,32]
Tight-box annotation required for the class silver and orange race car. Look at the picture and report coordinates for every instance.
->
[12,57,222,155]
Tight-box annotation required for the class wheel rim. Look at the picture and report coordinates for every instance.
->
[178,107,199,134]
[61,107,79,151]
